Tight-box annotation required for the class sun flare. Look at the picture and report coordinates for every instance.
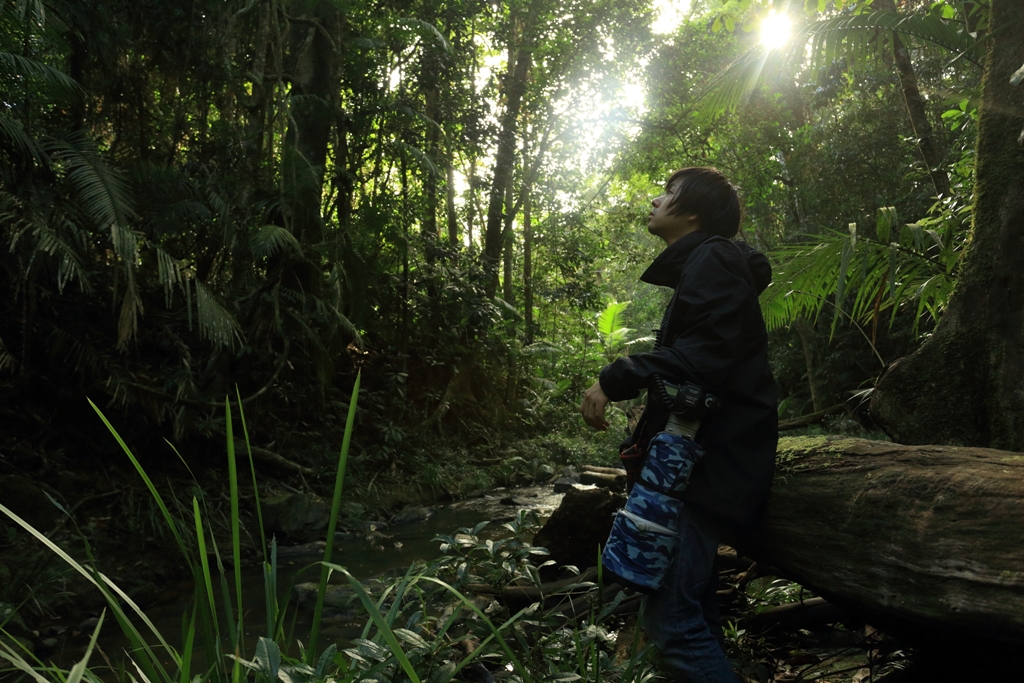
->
[760,11,792,50]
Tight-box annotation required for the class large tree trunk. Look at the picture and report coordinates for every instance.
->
[871,0,1024,450]
[282,2,340,249]
[875,0,951,199]
[482,15,532,297]
[746,436,1024,645]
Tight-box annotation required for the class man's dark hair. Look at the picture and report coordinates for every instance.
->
[665,167,741,239]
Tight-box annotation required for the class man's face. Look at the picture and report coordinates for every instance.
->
[647,182,700,245]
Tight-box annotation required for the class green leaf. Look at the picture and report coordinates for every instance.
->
[596,300,630,339]
[393,628,430,649]
[876,207,896,243]
[255,637,281,681]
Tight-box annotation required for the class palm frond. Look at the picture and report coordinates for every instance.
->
[49,327,102,376]
[310,293,362,347]
[252,224,301,259]
[0,115,48,167]
[0,335,15,373]
[596,300,631,339]
[0,51,83,99]
[156,247,184,307]
[47,132,136,260]
[761,207,962,335]
[390,17,454,56]
[390,140,441,178]
[692,8,980,126]
[193,278,241,349]
[808,10,982,68]
[692,47,778,127]
[116,276,144,350]
[33,216,92,293]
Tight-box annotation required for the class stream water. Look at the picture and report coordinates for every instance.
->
[58,484,569,671]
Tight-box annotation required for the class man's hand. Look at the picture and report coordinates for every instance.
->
[581,380,611,431]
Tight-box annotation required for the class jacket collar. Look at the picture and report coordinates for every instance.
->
[640,230,714,288]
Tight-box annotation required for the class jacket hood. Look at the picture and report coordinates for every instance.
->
[640,231,772,294]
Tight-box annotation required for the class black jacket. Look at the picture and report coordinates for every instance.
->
[599,231,778,526]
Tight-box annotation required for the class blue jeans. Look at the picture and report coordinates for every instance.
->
[641,506,738,683]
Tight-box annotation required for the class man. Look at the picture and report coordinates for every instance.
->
[580,167,778,682]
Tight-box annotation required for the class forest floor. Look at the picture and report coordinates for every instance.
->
[1,421,1016,682]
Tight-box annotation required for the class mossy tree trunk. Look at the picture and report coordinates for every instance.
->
[871,0,1024,450]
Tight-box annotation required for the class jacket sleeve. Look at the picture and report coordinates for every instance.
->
[599,243,758,401]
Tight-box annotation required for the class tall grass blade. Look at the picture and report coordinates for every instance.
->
[179,606,197,683]
[265,537,280,641]
[88,399,189,558]
[225,396,243,651]
[307,370,361,661]
[191,497,223,651]
[330,566,535,683]
[67,611,105,683]
[0,632,53,683]
[0,502,177,680]
[332,567,421,683]
[235,387,267,562]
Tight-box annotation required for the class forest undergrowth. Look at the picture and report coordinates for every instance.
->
[0,368,934,683]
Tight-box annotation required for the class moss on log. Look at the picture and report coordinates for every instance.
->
[750,436,1024,644]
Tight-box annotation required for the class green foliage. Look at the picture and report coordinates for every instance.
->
[0,395,661,683]
[762,204,966,335]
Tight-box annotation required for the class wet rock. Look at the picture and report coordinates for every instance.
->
[535,464,556,482]
[532,486,624,573]
[0,475,59,530]
[341,501,365,519]
[78,616,101,631]
[552,478,577,493]
[391,506,436,525]
[0,634,33,654]
[499,497,530,507]
[293,577,388,610]
[276,541,327,558]
[0,603,25,631]
[262,492,331,540]
[292,582,357,609]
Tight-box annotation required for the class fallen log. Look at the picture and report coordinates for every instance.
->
[579,470,624,489]
[746,436,1024,645]
[533,436,1024,645]
[740,597,848,634]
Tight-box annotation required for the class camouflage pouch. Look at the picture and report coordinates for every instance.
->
[601,431,705,593]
